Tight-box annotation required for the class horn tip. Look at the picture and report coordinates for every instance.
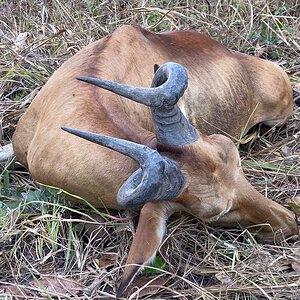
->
[76,76,88,82]
[61,127,78,135]
[61,126,70,132]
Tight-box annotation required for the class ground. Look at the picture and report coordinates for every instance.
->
[0,1,300,299]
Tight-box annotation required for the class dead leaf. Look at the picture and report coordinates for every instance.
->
[293,196,300,205]
[0,284,30,298]
[32,276,83,297]
[14,32,29,50]
[293,82,300,94]
[94,253,117,268]
[281,145,292,158]
[215,271,232,285]
[291,262,300,274]
[254,40,267,57]
[123,275,169,298]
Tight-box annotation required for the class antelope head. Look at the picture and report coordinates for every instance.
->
[62,62,299,296]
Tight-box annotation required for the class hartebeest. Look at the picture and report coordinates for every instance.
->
[7,25,298,295]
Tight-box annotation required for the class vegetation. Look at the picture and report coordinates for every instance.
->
[0,0,299,299]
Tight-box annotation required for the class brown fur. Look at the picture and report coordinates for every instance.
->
[12,25,297,295]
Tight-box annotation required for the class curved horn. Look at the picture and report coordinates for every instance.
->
[62,127,185,208]
[77,62,199,147]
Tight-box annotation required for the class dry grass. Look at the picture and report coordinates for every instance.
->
[0,0,300,299]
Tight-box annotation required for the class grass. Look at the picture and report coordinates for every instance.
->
[0,0,300,299]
